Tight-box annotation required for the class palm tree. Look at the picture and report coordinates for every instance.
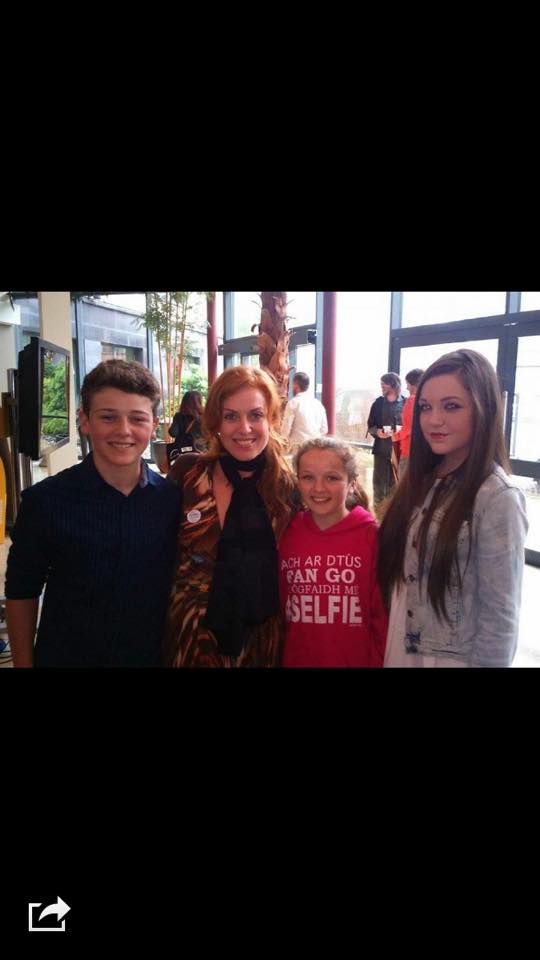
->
[253,291,292,407]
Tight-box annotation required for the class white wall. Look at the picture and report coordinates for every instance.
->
[38,292,78,475]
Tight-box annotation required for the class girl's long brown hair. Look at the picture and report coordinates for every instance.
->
[377,349,510,621]
[201,365,296,538]
[179,390,203,420]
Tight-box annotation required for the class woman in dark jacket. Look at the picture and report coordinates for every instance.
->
[168,390,206,458]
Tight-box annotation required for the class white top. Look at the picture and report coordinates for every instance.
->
[281,392,328,453]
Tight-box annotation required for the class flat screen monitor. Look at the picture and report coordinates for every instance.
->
[18,337,70,460]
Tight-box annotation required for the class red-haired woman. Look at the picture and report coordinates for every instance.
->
[164,366,297,667]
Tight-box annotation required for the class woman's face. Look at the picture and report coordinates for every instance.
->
[417,372,474,471]
[219,387,270,460]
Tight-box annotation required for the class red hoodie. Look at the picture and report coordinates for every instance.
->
[279,506,388,667]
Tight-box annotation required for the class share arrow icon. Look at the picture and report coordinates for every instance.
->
[38,897,71,922]
[28,896,71,932]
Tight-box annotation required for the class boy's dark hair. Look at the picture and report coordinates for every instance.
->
[294,372,310,392]
[80,359,161,416]
[405,368,424,387]
[381,371,401,391]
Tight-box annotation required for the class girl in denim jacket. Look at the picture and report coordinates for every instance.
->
[377,349,528,667]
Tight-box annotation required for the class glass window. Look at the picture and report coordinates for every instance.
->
[401,292,506,328]
[514,564,540,667]
[285,292,316,327]
[232,292,316,338]
[335,292,391,445]
[509,335,540,461]
[214,291,224,376]
[97,294,147,314]
[510,477,540,555]
[294,344,316,396]
[101,343,141,362]
[214,292,224,339]
[12,296,40,342]
[398,340,499,385]
[188,292,212,333]
[233,292,262,337]
[520,292,540,312]
[241,353,260,368]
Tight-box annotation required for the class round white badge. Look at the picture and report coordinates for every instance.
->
[187,509,202,524]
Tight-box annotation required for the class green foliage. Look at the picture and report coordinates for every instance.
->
[134,292,213,423]
[41,354,69,437]
[181,361,208,400]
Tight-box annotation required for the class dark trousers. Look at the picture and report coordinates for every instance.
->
[373,455,395,511]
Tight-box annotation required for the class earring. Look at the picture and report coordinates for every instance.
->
[216,431,221,438]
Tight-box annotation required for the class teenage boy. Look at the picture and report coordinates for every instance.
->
[5,360,181,667]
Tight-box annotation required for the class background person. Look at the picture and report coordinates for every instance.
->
[367,372,405,515]
[281,372,328,455]
[396,368,424,480]
[168,390,206,463]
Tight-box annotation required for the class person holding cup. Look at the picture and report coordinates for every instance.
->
[367,372,405,516]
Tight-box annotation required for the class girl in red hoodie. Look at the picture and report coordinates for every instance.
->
[279,437,388,667]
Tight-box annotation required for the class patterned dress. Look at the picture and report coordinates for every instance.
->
[164,458,284,667]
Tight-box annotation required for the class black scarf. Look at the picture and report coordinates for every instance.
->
[203,451,280,658]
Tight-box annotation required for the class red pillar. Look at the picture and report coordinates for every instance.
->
[322,291,337,434]
[207,293,218,386]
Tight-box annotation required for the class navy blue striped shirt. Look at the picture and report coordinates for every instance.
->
[6,455,182,667]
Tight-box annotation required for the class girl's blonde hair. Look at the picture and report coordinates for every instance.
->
[201,365,296,537]
[293,436,370,511]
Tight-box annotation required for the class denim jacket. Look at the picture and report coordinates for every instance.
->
[403,465,528,667]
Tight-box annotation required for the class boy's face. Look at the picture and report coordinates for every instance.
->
[79,388,158,472]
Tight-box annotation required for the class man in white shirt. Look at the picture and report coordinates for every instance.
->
[281,372,328,454]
